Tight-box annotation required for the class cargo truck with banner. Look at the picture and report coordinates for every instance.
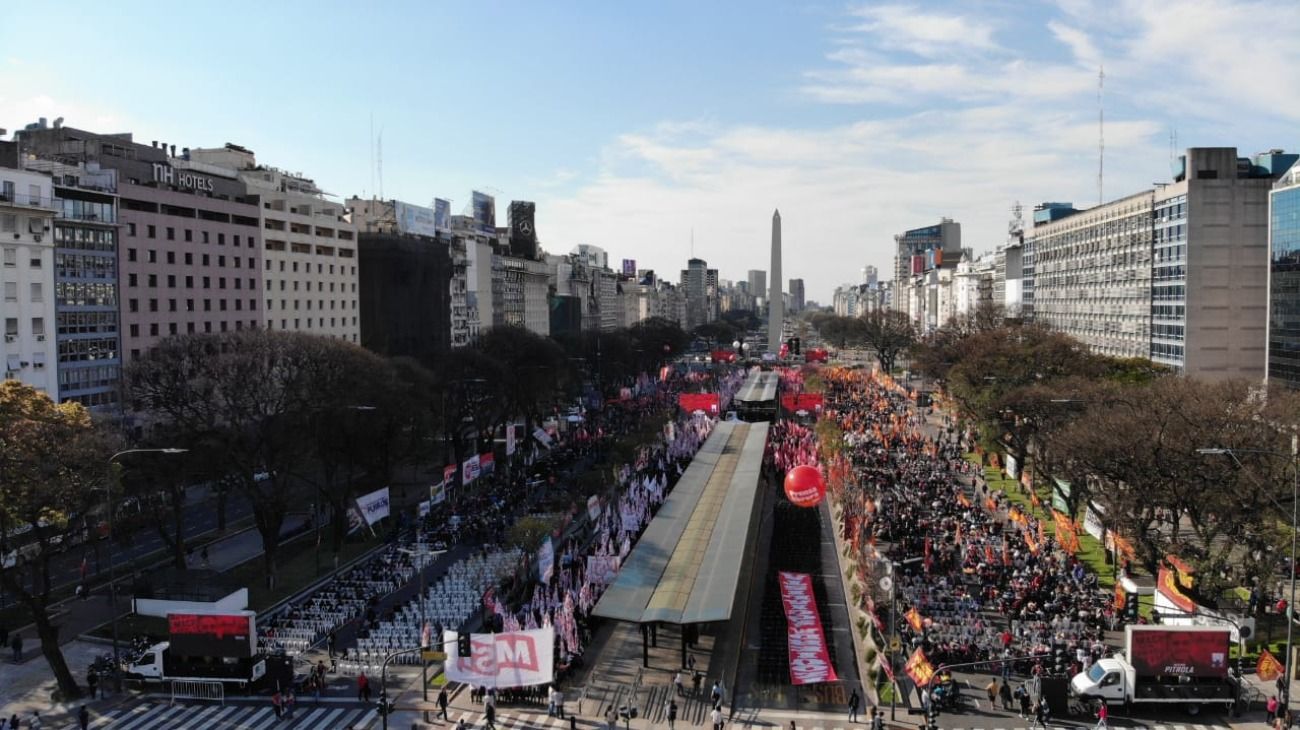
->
[1070,625,1237,714]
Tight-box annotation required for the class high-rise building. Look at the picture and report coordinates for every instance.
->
[189,145,360,343]
[1268,159,1300,388]
[17,125,265,363]
[747,269,767,303]
[892,218,962,330]
[862,265,878,287]
[788,278,805,313]
[0,161,59,397]
[1029,147,1296,378]
[18,154,122,409]
[681,257,710,330]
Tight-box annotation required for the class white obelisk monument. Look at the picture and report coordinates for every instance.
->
[767,209,783,354]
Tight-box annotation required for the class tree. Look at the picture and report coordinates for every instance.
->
[127,330,349,589]
[910,301,1006,380]
[478,326,572,452]
[1050,378,1300,604]
[812,315,865,349]
[628,317,689,370]
[859,309,917,374]
[0,381,112,699]
[692,321,739,348]
[116,453,194,570]
[436,347,507,485]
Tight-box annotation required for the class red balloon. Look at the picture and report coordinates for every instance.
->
[784,464,826,508]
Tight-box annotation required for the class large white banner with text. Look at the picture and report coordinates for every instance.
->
[354,487,391,526]
[443,629,554,688]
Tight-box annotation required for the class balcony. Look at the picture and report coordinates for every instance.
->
[0,192,58,211]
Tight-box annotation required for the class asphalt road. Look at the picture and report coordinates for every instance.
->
[0,486,255,610]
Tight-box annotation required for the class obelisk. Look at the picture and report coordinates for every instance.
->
[767,209,783,354]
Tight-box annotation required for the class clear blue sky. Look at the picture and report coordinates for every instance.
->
[4,0,1298,301]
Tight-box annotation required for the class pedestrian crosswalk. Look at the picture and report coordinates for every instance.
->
[85,702,378,729]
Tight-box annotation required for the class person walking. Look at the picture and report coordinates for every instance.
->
[10,632,21,663]
[357,671,371,703]
[437,687,450,720]
[605,705,617,730]
[667,698,678,730]
[871,709,884,730]
[78,706,89,730]
[285,690,296,719]
[674,670,685,696]
[271,690,283,720]
[27,712,41,730]
[710,681,722,709]
[1017,685,1031,719]
[1094,701,1108,730]
[548,685,558,716]
[1270,695,1281,724]
[998,680,1013,711]
[555,687,566,719]
[986,678,998,705]
[711,705,724,730]
[485,702,497,730]
[848,688,861,723]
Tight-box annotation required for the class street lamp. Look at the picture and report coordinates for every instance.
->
[1198,443,1299,713]
[397,544,443,705]
[105,448,187,683]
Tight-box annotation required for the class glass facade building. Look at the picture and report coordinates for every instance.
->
[1268,165,1300,388]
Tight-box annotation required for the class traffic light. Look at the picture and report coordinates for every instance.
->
[1124,592,1139,623]
[1051,641,1067,675]
[457,633,472,657]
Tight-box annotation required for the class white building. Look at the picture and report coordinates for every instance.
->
[2,167,58,396]
[189,145,360,343]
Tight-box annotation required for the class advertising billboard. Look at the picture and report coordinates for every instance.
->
[622,258,637,276]
[678,393,720,415]
[472,191,496,232]
[168,612,255,658]
[1128,627,1229,678]
[434,198,451,231]
[395,201,439,238]
[354,487,391,526]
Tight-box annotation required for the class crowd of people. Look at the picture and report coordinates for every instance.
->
[822,368,1114,681]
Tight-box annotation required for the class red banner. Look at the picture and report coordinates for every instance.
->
[1157,566,1197,614]
[904,647,937,687]
[1259,648,1285,682]
[678,392,720,415]
[780,393,825,413]
[777,571,838,685]
[1128,627,1228,678]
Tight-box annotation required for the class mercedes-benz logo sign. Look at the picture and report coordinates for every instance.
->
[519,221,533,236]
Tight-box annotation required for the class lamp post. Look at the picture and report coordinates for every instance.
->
[105,448,187,684]
[398,545,442,705]
[1198,443,1299,713]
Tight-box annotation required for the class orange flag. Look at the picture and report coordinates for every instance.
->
[905,607,924,632]
[905,647,937,687]
[1259,649,1285,683]
[956,492,972,508]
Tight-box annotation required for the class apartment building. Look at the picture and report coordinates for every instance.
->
[0,162,58,396]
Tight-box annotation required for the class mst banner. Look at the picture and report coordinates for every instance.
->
[443,629,554,688]
[778,571,838,685]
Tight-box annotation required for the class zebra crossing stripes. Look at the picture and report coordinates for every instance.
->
[85,702,378,729]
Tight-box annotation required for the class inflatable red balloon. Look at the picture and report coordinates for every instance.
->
[784,464,826,508]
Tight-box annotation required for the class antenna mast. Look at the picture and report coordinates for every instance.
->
[377,128,384,201]
[1098,66,1105,205]
[369,113,375,201]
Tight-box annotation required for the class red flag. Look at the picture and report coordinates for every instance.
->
[904,647,936,687]
[1259,648,1285,683]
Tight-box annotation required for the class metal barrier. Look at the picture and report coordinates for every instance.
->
[170,679,225,705]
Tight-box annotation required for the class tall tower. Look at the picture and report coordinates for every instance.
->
[768,209,783,353]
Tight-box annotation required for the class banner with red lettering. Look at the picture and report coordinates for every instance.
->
[444,629,555,688]
[778,571,839,685]
[780,393,825,413]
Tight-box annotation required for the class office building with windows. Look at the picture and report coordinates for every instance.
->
[1268,160,1300,388]
[23,157,122,409]
[17,125,265,363]
[188,145,359,343]
[1028,147,1296,379]
[0,160,59,396]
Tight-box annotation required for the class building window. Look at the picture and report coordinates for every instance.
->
[30,283,42,302]
[204,299,211,311]
[147,274,157,287]
[202,231,210,244]
[127,273,137,287]
[129,298,138,312]
[184,229,192,242]
[127,248,137,262]
[149,323,158,336]
[218,233,225,245]
[166,251,175,264]
[127,223,136,236]
[184,252,193,265]
[167,275,176,288]
[168,299,177,312]
[148,298,158,312]
[129,324,139,337]
[168,322,178,335]
[147,225,156,238]
[202,254,209,266]
[185,275,193,288]
[148,249,157,263]
[166,227,175,241]
[186,299,194,311]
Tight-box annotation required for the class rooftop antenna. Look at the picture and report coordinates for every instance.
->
[690,227,695,258]
[368,113,375,202]
[1097,66,1105,206]
[377,127,384,201]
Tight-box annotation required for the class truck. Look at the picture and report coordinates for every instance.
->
[124,611,267,688]
[1070,625,1238,715]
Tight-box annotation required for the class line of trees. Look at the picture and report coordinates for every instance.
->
[808,309,918,374]
[2,317,689,700]
[910,306,1300,606]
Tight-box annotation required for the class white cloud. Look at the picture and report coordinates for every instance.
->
[1047,21,1101,67]
[846,4,1002,58]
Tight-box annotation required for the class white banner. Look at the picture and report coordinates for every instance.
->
[537,536,555,584]
[1084,501,1105,540]
[533,427,553,449]
[354,487,391,526]
[430,481,446,505]
[444,629,554,688]
[418,500,431,518]
[463,455,481,484]
[587,495,601,522]
[506,424,517,456]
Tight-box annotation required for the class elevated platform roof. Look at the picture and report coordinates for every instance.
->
[593,421,769,625]
[735,370,778,404]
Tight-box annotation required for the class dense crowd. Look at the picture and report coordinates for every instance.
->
[823,369,1113,679]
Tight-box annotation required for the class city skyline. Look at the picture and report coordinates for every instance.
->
[3,1,1298,300]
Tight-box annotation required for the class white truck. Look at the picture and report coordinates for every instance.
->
[125,611,267,688]
[1070,625,1237,715]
